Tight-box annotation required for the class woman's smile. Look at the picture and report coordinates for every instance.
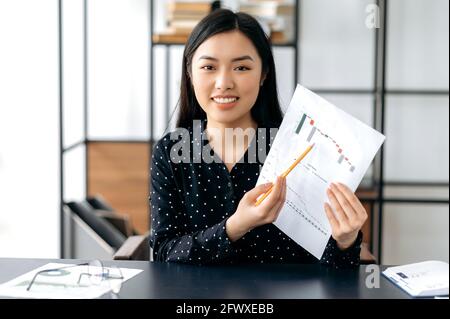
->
[211,96,240,110]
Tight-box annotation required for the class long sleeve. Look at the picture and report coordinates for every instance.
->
[149,122,364,266]
[319,230,363,269]
[149,139,236,265]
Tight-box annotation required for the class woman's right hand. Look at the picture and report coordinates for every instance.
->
[226,175,287,242]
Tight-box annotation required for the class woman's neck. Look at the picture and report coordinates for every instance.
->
[205,114,258,169]
[205,114,258,144]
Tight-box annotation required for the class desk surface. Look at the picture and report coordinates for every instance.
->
[0,258,409,299]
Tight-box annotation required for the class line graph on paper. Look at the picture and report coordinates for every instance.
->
[259,148,330,236]
[259,108,359,192]
[257,109,362,242]
[255,84,385,259]
[258,140,331,237]
[294,112,356,173]
[285,189,328,236]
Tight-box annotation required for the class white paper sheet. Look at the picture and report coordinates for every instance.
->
[382,260,449,297]
[0,262,143,299]
[256,84,385,259]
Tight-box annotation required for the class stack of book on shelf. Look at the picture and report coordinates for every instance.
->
[239,0,295,44]
[153,1,218,44]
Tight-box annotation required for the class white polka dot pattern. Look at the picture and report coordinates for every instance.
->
[149,120,362,268]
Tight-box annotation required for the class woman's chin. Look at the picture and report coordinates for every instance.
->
[208,112,244,126]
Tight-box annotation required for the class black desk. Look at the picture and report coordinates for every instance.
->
[0,258,409,299]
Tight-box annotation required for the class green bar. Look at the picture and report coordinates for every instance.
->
[296,114,307,134]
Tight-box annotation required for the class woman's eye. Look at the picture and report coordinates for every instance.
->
[235,66,250,71]
[201,66,214,71]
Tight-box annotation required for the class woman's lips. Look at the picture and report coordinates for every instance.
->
[211,97,239,110]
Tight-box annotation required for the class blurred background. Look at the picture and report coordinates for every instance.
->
[0,0,448,265]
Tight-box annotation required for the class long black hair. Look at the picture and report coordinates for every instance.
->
[175,9,283,129]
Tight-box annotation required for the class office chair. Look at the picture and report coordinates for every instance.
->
[360,243,377,264]
[86,195,139,236]
[65,196,150,260]
[86,194,115,211]
[113,231,151,261]
[66,201,127,250]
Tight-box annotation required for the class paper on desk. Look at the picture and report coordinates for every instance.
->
[256,84,385,259]
[0,263,142,299]
[383,260,449,297]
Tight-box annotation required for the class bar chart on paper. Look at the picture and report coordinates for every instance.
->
[257,85,385,259]
[295,113,356,173]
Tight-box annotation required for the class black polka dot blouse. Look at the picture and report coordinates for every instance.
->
[149,119,362,268]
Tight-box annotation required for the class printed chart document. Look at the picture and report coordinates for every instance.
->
[0,263,142,299]
[382,260,449,297]
[256,84,385,259]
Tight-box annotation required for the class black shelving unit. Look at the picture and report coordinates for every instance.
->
[299,0,448,262]
[60,0,449,261]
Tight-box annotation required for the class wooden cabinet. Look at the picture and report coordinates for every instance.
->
[87,142,150,235]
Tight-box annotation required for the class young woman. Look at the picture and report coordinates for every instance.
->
[150,9,367,267]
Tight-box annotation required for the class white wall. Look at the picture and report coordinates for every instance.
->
[383,204,449,264]
[381,0,449,264]
[62,0,85,149]
[300,0,375,89]
[87,0,149,140]
[61,0,86,205]
[387,0,449,90]
[0,0,59,258]
[384,95,449,182]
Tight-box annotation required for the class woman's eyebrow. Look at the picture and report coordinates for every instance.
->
[197,55,254,62]
[232,55,254,62]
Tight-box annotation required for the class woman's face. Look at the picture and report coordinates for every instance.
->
[190,30,265,126]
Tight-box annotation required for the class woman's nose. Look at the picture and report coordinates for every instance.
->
[215,70,234,90]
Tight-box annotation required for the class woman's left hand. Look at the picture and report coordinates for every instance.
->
[324,182,367,250]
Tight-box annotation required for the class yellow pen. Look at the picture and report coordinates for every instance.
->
[254,143,315,206]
